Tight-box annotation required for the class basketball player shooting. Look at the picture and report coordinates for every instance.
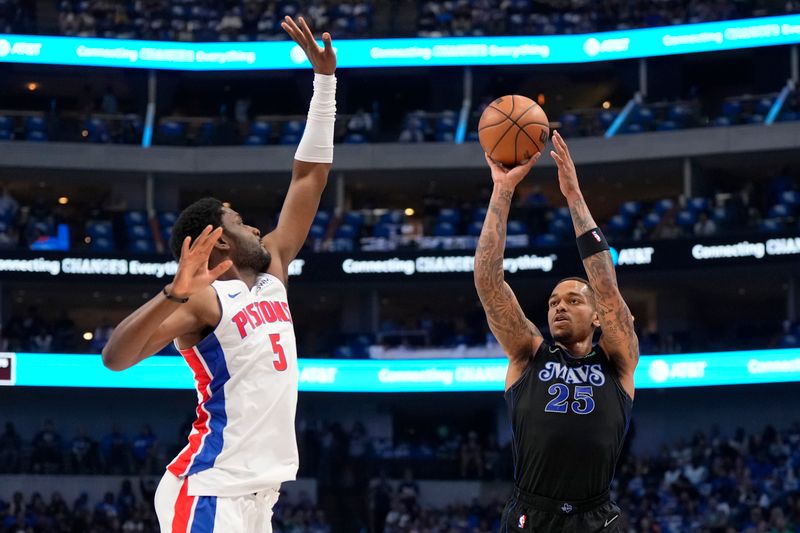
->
[474,131,638,533]
[101,16,336,533]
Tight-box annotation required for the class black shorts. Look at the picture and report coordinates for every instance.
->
[500,493,622,533]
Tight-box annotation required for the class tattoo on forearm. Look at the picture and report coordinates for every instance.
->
[583,251,639,363]
[568,196,596,236]
[474,189,541,360]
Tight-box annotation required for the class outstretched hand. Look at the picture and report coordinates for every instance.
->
[169,225,233,298]
[281,16,336,75]
[484,152,541,190]
[550,130,581,201]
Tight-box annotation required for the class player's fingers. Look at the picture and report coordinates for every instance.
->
[484,152,500,170]
[550,150,564,166]
[554,130,571,157]
[189,225,213,252]
[321,32,333,53]
[181,235,191,258]
[210,259,233,279]
[298,17,317,49]
[281,17,303,43]
[199,227,224,253]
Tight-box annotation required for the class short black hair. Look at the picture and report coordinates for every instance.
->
[554,277,595,300]
[169,198,224,259]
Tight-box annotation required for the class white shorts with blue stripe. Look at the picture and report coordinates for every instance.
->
[154,472,279,533]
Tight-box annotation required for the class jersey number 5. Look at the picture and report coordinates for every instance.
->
[269,333,287,371]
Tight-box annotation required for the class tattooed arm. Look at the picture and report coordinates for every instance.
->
[474,153,545,391]
[550,131,639,399]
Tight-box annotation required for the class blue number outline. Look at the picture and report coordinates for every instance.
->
[544,383,570,413]
[572,385,596,415]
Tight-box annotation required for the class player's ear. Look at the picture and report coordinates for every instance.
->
[592,312,601,329]
[215,233,231,251]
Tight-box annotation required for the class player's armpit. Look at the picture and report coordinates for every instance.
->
[261,160,329,283]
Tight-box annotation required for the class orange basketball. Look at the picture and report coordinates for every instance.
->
[478,95,550,167]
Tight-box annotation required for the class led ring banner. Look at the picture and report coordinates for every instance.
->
[0,15,799,71]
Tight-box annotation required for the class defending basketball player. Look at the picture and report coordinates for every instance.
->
[101,16,336,532]
[474,131,638,532]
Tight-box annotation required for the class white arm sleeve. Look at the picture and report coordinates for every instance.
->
[294,73,337,163]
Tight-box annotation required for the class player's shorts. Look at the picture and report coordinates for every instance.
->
[500,486,622,533]
[154,472,280,533]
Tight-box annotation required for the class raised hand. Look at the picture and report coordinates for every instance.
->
[281,16,336,75]
[169,225,232,298]
[484,152,540,190]
[550,130,581,201]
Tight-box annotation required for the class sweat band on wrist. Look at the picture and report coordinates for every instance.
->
[576,228,610,260]
[294,73,336,164]
[163,286,189,304]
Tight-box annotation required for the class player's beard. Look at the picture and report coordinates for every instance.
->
[237,241,271,273]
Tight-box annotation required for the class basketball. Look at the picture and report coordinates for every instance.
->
[478,95,550,167]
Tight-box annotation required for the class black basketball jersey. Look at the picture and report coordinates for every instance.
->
[505,340,633,501]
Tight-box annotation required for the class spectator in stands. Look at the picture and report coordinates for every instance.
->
[368,469,393,533]
[0,186,18,223]
[398,115,425,143]
[460,430,483,478]
[347,108,374,140]
[651,211,682,239]
[131,424,157,473]
[101,86,119,115]
[91,319,115,353]
[30,323,53,353]
[694,211,717,236]
[69,426,98,474]
[101,424,133,475]
[53,310,77,352]
[31,419,63,474]
[0,422,22,473]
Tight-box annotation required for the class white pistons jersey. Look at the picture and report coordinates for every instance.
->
[167,273,299,497]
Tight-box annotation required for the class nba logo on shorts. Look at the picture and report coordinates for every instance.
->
[517,514,526,528]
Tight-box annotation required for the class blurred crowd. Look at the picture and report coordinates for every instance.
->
[3,421,800,532]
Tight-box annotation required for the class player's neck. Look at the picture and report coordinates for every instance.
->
[218,266,259,289]
[556,338,594,357]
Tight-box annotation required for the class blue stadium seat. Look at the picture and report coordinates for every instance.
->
[313,211,331,227]
[620,201,642,217]
[378,210,404,225]
[553,207,571,221]
[534,234,558,247]
[127,225,151,239]
[676,211,697,228]
[768,204,792,218]
[26,131,48,142]
[472,207,487,222]
[654,199,675,215]
[745,114,765,125]
[711,207,729,225]
[432,222,456,236]
[250,120,272,138]
[343,211,364,227]
[87,220,113,239]
[467,221,483,236]
[633,107,654,125]
[25,116,46,132]
[643,212,662,230]
[308,224,326,239]
[198,121,217,145]
[373,223,394,238]
[507,220,527,235]
[437,208,460,225]
[245,134,267,146]
[712,116,732,127]
[344,133,367,144]
[159,212,177,227]
[335,223,358,239]
[129,239,155,253]
[159,121,186,144]
[686,197,710,213]
[667,105,691,125]
[621,123,643,134]
[283,120,304,135]
[0,130,11,141]
[598,111,617,129]
[124,211,148,226]
[609,215,630,232]
[85,117,108,143]
[780,190,798,206]
[722,100,742,119]
[548,218,570,236]
[655,121,678,131]
[0,116,12,131]
[279,133,300,145]
[90,236,115,251]
[760,218,784,232]
[756,97,773,115]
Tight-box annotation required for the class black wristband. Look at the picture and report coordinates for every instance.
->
[576,228,610,260]
[163,286,189,304]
